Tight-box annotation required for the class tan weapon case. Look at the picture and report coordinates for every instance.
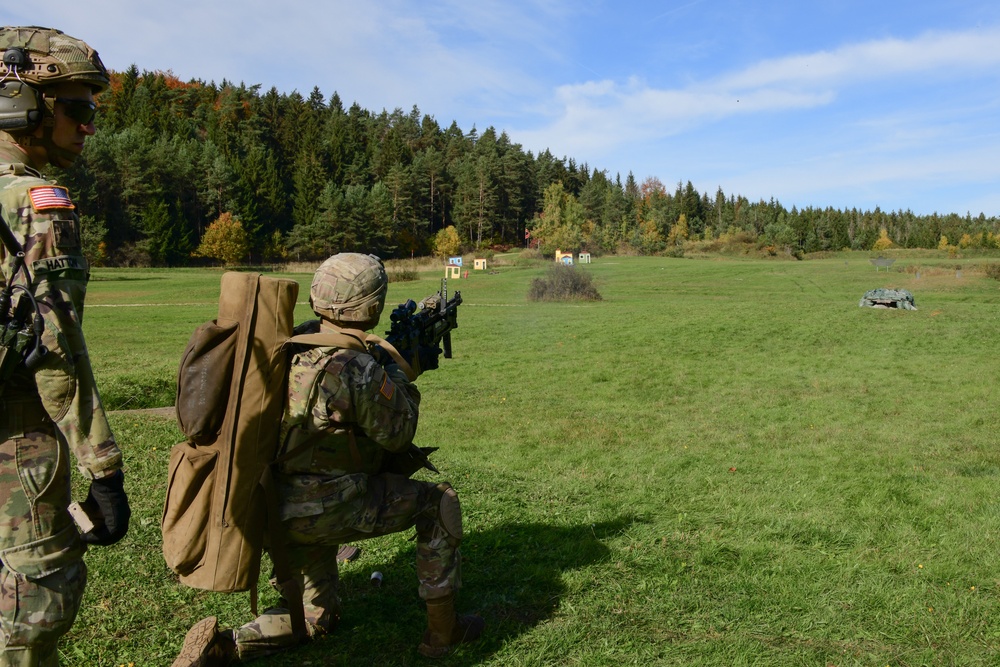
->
[162,272,297,595]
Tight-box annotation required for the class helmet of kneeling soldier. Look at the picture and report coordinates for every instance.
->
[310,253,388,330]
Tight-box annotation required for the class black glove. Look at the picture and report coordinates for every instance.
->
[79,470,131,546]
[292,319,320,336]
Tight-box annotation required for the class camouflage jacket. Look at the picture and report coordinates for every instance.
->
[0,141,121,479]
[276,344,420,518]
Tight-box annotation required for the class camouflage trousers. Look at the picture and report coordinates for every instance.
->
[233,473,463,662]
[0,396,87,667]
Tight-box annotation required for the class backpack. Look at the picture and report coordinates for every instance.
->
[160,272,413,634]
[161,271,307,634]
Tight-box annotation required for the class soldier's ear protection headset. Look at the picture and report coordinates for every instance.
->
[0,48,44,133]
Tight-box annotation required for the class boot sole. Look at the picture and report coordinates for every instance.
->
[171,616,218,667]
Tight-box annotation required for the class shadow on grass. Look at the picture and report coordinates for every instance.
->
[259,517,632,666]
[472,518,625,630]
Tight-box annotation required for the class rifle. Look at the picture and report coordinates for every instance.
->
[380,445,440,477]
[0,221,48,394]
[382,278,462,373]
[378,278,461,477]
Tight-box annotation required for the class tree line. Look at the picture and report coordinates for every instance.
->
[58,67,1000,266]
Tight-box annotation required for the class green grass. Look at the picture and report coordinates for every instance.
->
[64,254,1000,665]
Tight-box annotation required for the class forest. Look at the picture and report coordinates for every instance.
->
[58,66,1000,266]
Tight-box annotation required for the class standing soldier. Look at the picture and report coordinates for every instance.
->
[173,253,482,664]
[0,26,130,666]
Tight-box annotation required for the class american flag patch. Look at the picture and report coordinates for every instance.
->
[379,374,396,400]
[28,186,75,212]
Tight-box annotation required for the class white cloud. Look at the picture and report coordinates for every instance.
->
[511,24,1000,191]
[723,26,1000,90]
[517,77,834,156]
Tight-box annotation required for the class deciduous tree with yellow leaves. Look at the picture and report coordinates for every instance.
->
[193,213,249,266]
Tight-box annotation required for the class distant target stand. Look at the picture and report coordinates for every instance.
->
[555,249,591,265]
[445,256,490,279]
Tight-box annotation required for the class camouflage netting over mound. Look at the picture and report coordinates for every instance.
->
[859,288,916,310]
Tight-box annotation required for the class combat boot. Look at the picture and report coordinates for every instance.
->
[172,616,238,667]
[417,593,485,658]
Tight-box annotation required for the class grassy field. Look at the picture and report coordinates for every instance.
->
[64,253,1000,666]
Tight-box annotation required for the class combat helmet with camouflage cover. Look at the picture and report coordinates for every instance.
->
[310,253,388,328]
[0,26,109,94]
[0,26,109,161]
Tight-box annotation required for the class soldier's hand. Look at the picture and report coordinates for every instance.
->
[292,319,321,336]
[369,344,394,367]
[79,470,131,546]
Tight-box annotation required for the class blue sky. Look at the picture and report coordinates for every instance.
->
[12,1,1000,216]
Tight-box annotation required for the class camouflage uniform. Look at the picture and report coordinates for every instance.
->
[231,342,463,661]
[0,139,122,666]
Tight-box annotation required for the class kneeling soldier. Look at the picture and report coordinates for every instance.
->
[173,253,482,664]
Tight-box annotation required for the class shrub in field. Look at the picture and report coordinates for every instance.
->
[528,264,602,301]
[684,230,759,257]
[985,263,1000,281]
[664,245,685,258]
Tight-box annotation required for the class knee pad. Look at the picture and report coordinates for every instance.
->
[435,483,463,541]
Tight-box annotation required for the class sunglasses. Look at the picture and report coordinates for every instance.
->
[55,98,98,125]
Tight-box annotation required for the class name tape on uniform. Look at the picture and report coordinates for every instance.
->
[32,255,86,275]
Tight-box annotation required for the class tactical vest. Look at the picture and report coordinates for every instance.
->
[277,344,386,477]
